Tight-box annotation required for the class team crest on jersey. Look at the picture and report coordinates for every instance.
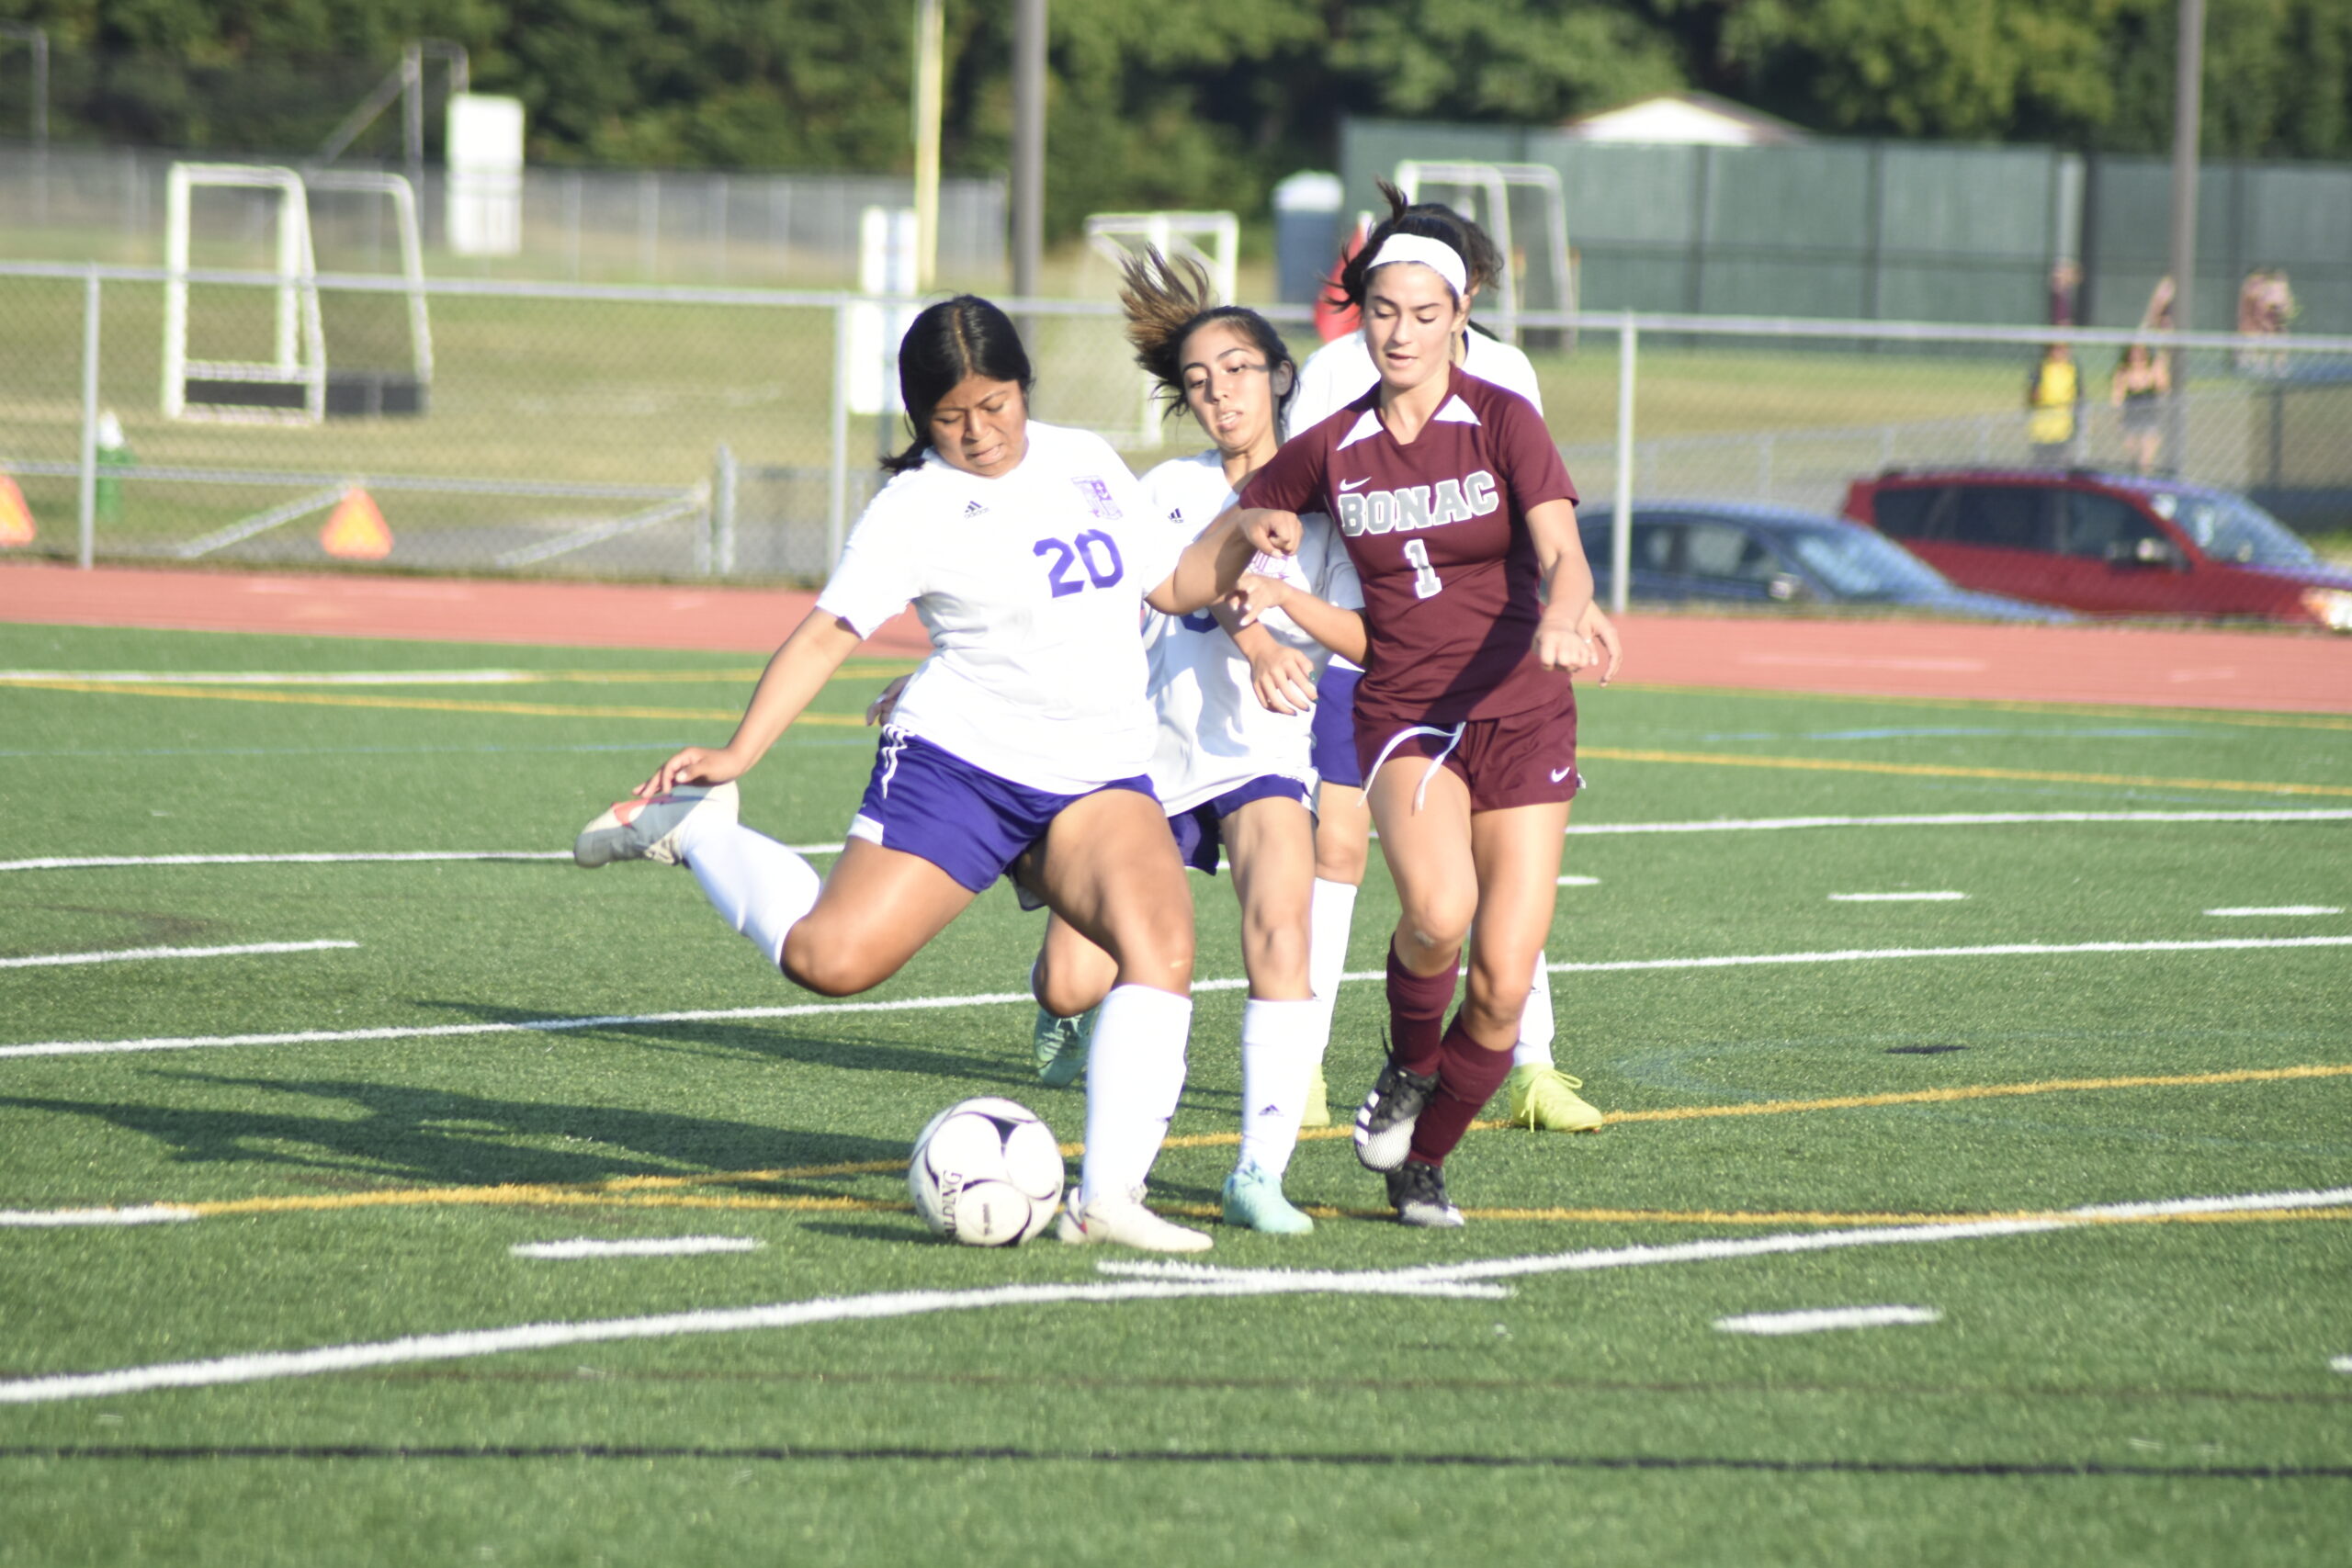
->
[1073,477,1122,519]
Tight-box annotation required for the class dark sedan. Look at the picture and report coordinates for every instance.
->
[1577,501,2070,622]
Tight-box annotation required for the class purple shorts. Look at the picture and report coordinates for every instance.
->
[847,728,1155,893]
[1168,774,1315,875]
[1310,664,1363,790]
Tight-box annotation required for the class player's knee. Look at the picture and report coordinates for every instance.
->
[1239,917,1310,993]
[1108,903,1195,987]
[1397,897,1475,960]
[1035,964,1114,1020]
[780,927,880,998]
[1463,956,1539,1026]
[1313,840,1368,885]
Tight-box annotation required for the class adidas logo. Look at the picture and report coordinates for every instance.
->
[963,500,989,517]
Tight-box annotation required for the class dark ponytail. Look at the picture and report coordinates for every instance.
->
[1329,179,1504,315]
[883,295,1035,475]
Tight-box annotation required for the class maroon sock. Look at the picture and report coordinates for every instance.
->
[1408,1015,1515,1166]
[1386,942,1460,1077]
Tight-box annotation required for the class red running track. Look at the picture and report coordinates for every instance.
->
[4,561,2348,715]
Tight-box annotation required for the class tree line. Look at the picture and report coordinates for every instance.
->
[6,0,2348,233]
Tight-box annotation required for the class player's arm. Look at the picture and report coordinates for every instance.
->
[1213,606,1318,716]
[1145,511,1256,616]
[1226,574,1368,666]
[639,608,865,796]
[1527,497,1601,674]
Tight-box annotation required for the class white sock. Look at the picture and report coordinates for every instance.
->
[1077,984,1193,1211]
[1512,949,1555,1069]
[1236,997,1318,1178]
[1306,877,1360,1067]
[681,822,821,967]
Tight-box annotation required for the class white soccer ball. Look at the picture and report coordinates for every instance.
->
[908,1097,1065,1246]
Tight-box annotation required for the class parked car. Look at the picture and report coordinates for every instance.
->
[1577,501,2069,621]
[1840,468,2352,630]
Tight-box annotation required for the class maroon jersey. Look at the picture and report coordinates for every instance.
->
[1245,365,1578,733]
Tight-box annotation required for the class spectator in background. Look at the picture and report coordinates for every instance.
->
[2143,276,2177,333]
[2236,269,2296,377]
[2049,259,2082,328]
[2109,343,2169,474]
[2027,342,2081,466]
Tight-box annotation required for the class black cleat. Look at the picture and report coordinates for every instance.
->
[1385,1160,1465,1228]
[1353,1059,1439,1172]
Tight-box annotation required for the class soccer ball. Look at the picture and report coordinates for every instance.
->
[908,1097,1065,1246]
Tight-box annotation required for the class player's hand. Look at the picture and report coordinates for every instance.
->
[1576,602,1623,686]
[1227,570,1293,629]
[865,673,911,727]
[1240,509,1302,559]
[1247,641,1318,716]
[638,745,747,799]
[1532,615,1599,674]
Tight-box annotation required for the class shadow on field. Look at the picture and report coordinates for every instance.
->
[418,998,1057,1095]
[0,1075,902,1189]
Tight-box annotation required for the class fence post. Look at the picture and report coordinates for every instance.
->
[1611,311,1635,616]
[710,442,738,576]
[828,299,853,570]
[76,270,99,570]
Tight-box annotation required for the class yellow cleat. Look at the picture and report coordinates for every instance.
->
[1299,1065,1331,1128]
[1505,1065,1604,1132]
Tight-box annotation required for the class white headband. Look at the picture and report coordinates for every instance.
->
[1364,233,1467,299]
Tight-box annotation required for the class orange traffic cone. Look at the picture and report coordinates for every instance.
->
[320,488,391,559]
[0,473,36,547]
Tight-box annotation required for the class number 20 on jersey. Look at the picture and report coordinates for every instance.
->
[1034,531,1125,598]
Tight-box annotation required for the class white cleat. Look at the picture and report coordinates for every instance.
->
[1054,1187,1213,1253]
[573,781,739,868]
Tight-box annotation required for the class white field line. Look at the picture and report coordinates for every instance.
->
[511,1236,763,1260]
[0,1205,199,1228]
[7,809,2346,877]
[1828,892,1967,903]
[1715,1305,1942,1336]
[0,1272,1510,1405]
[8,936,2351,1062]
[1557,874,1600,886]
[0,941,357,972]
[2206,906,2343,918]
[0,847,844,873]
[2333,1356,2352,1375]
[1,1187,2341,1403]
[0,670,544,685]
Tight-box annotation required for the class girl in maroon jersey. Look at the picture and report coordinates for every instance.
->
[1222,233,1620,1225]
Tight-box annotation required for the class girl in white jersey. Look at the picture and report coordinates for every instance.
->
[1020,253,1362,1235]
[572,296,1258,1254]
[1282,186,1607,1138]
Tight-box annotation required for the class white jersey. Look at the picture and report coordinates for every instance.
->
[1285,326,1544,436]
[816,422,1188,795]
[1283,326,1544,671]
[1136,452,1363,815]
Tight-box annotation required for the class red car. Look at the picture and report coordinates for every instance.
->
[1841,469,2352,630]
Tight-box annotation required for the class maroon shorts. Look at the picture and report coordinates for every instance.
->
[1355,685,1580,813]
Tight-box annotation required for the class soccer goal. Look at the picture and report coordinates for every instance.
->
[1082,210,1239,446]
[1394,161,1577,349]
[162,163,433,423]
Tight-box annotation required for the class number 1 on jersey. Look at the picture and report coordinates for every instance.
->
[1402,539,1442,600]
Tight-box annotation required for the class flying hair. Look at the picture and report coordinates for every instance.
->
[1329,178,1504,318]
[1117,247,1295,424]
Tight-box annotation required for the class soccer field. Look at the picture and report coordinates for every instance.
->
[2,620,2348,1565]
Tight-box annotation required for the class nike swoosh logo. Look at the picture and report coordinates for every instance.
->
[1550,765,1576,784]
[1338,478,1370,491]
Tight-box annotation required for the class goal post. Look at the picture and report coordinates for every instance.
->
[305,168,434,415]
[1394,162,1577,350]
[163,163,326,423]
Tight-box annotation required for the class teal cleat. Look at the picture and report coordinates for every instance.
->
[1032,1005,1095,1088]
[1220,1160,1315,1235]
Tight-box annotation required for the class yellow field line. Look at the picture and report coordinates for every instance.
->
[7,678,2340,791]
[119,1061,2349,1224]
[1580,744,2352,797]
[1628,682,2352,734]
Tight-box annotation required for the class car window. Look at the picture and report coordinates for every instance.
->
[1630,521,1681,573]
[1951,486,2057,551]
[2058,492,2164,559]
[1871,487,1943,540]
[1683,521,1779,581]
[2152,491,2320,568]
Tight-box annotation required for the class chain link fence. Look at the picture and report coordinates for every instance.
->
[3,259,2348,590]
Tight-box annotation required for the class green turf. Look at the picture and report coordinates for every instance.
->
[2,621,2349,1565]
